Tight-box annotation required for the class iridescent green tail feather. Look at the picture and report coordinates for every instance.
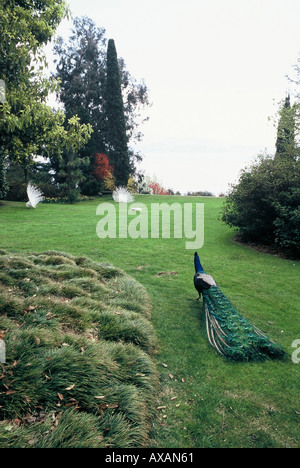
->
[202,286,286,361]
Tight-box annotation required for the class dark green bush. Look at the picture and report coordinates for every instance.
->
[6,181,27,201]
[273,186,300,257]
[221,155,300,258]
[80,177,102,196]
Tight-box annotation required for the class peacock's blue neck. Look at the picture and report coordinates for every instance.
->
[194,254,204,273]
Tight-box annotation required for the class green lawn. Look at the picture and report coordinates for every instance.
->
[0,195,299,448]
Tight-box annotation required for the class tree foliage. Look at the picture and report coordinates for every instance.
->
[222,79,300,259]
[0,0,68,85]
[275,95,298,160]
[148,181,169,196]
[0,0,69,162]
[0,154,8,199]
[53,17,107,158]
[56,116,93,203]
[92,154,113,181]
[221,155,300,258]
[53,17,150,190]
[0,0,92,200]
[105,39,130,186]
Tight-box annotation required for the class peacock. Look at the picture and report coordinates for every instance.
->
[193,252,286,361]
[26,182,44,208]
[112,186,134,203]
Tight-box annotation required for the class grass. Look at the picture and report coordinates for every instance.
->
[0,195,300,448]
[0,250,158,448]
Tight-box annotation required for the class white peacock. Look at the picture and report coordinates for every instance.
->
[112,187,134,203]
[26,182,44,208]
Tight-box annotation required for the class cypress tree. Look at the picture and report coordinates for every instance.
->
[275,95,296,160]
[54,20,150,193]
[105,39,130,186]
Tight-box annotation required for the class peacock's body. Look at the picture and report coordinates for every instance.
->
[194,252,286,361]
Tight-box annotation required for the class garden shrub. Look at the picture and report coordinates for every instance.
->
[221,155,300,258]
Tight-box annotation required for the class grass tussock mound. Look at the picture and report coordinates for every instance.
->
[0,250,159,448]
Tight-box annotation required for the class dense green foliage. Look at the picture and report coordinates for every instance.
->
[53,17,107,196]
[275,95,298,160]
[221,155,300,258]
[222,93,300,258]
[105,39,130,186]
[0,0,68,166]
[0,0,92,201]
[0,250,158,448]
[53,17,150,193]
[2,13,150,201]
[55,117,92,203]
[5,158,61,201]
[0,155,7,199]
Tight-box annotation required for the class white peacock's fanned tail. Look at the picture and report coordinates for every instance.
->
[26,182,44,208]
[112,186,134,203]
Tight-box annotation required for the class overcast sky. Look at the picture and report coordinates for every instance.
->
[47,0,300,195]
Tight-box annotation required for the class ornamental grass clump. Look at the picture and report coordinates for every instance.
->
[0,251,159,448]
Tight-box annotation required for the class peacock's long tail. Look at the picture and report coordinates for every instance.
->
[202,285,286,361]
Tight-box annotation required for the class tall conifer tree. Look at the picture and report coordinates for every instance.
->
[105,39,130,186]
[275,94,297,160]
[54,19,150,192]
